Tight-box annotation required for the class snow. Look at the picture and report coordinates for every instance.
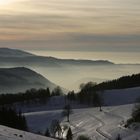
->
[16,96,88,113]
[17,87,140,113]
[104,87,140,106]
[1,87,140,140]
[25,110,63,133]
[0,125,55,140]
[24,87,140,140]
[25,104,140,140]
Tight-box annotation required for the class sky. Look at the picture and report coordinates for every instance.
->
[0,0,140,55]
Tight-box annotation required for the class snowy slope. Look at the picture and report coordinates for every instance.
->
[17,87,140,113]
[25,105,140,140]
[0,125,55,140]
[24,87,140,140]
[104,87,140,106]
[18,96,87,113]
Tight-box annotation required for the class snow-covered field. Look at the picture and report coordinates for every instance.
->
[24,87,140,140]
[17,87,140,114]
[25,104,140,140]
[1,87,140,140]
[104,87,140,106]
[0,125,54,140]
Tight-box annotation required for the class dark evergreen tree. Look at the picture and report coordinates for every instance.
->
[132,103,140,122]
[126,99,140,126]
[66,127,73,140]
[0,87,51,106]
[0,107,28,131]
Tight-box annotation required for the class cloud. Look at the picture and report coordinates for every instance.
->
[0,0,140,52]
[0,33,140,52]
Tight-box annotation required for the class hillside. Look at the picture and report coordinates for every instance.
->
[0,48,114,67]
[24,92,140,140]
[94,73,140,90]
[0,125,54,140]
[21,87,140,140]
[0,48,34,57]
[0,67,56,93]
[0,48,140,91]
[75,74,140,106]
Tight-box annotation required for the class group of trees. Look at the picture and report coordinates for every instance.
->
[51,86,64,96]
[126,99,140,126]
[0,106,28,131]
[67,82,103,111]
[0,86,63,106]
[93,73,140,91]
[0,88,51,105]
[132,103,140,123]
[0,86,64,133]
[67,73,140,110]
[67,74,140,110]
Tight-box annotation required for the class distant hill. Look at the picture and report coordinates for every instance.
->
[0,67,56,93]
[94,73,140,90]
[0,48,34,57]
[0,48,114,67]
[77,74,140,106]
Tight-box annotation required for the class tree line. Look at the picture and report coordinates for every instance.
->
[0,86,63,106]
[0,106,28,131]
[67,82,103,111]
[93,73,140,91]
[67,73,140,109]
[0,86,63,134]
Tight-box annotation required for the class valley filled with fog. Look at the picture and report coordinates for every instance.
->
[1,63,140,91]
[0,48,140,91]
[29,64,140,91]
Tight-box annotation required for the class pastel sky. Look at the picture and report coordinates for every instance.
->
[0,0,140,52]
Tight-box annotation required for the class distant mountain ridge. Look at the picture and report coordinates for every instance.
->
[0,48,114,66]
[0,67,56,93]
[0,48,34,57]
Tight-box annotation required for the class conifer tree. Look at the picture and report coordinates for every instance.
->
[66,127,73,140]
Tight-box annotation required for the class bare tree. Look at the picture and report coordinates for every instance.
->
[62,104,73,122]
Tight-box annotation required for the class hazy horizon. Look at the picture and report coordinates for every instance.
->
[0,0,139,89]
[0,0,140,62]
